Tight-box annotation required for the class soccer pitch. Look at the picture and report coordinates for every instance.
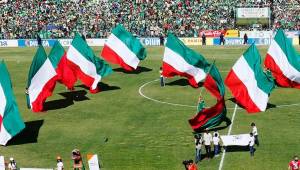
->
[1,45,300,170]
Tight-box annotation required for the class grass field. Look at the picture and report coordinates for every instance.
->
[0,45,300,170]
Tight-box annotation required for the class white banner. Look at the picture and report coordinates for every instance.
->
[87,154,100,170]
[239,31,273,38]
[220,134,251,146]
[0,156,4,170]
[237,8,269,18]
[0,40,18,47]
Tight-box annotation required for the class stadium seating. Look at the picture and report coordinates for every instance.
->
[0,0,299,39]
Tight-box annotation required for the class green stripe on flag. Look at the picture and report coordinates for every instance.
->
[112,24,147,60]
[209,64,225,97]
[166,33,210,70]
[27,45,48,87]
[0,61,25,137]
[71,33,113,77]
[242,44,275,94]
[48,41,65,69]
[274,29,300,72]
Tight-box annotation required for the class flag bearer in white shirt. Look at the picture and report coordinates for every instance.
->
[213,132,220,157]
[251,122,259,146]
[203,128,212,159]
[249,133,255,157]
[194,134,202,164]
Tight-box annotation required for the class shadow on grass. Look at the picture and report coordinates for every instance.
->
[7,120,44,146]
[113,66,152,74]
[76,82,121,92]
[166,78,190,86]
[225,145,250,153]
[44,90,89,111]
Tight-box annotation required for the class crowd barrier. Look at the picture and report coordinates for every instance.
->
[0,36,299,48]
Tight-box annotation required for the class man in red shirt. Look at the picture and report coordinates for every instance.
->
[289,156,300,170]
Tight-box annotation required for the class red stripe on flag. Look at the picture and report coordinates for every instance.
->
[31,76,57,112]
[204,74,222,100]
[56,54,77,90]
[225,70,261,113]
[101,45,134,71]
[265,54,300,89]
[66,59,100,93]
[162,62,199,88]
[189,99,225,130]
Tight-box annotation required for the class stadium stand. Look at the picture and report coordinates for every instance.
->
[0,0,299,39]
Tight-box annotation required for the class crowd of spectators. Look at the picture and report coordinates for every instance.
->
[0,0,299,39]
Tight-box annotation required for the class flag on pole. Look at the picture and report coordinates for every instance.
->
[0,61,25,145]
[225,44,275,113]
[264,29,300,89]
[101,24,147,71]
[162,33,210,88]
[48,41,76,90]
[67,33,113,93]
[27,45,57,112]
[189,64,227,131]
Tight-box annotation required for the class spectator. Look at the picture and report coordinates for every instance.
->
[203,128,212,159]
[251,122,259,146]
[249,133,255,157]
[194,134,202,164]
[289,156,300,170]
[213,132,220,157]
[7,157,17,170]
[56,156,64,170]
[72,149,83,170]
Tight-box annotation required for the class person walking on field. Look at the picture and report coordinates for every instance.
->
[8,158,17,170]
[56,156,64,170]
[251,122,259,146]
[289,156,300,170]
[194,134,202,163]
[249,133,255,157]
[213,133,220,157]
[203,128,212,159]
[243,33,248,44]
[159,67,165,87]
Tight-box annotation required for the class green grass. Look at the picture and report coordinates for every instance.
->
[0,45,300,170]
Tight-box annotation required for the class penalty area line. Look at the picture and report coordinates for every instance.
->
[218,104,238,170]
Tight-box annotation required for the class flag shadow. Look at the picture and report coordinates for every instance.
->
[6,120,44,146]
[44,90,89,111]
[166,78,190,86]
[113,66,152,74]
[76,82,121,92]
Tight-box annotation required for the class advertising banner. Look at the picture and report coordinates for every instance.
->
[239,31,273,38]
[220,134,251,146]
[140,38,161,46]
[0,40,18,47]
[179,38,202,45]
[199,30,225,38]
[224,30,239,38]
[285,31,300,38]
[237,8,270,18]
[18,39,56,47]
[87,154,100,170]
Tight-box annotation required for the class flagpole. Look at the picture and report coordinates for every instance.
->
[195,59,216,111]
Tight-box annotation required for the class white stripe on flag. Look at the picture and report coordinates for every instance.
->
[163,47,206,83]
[232,56,269,111]
[28,59,56,106]
[67,46,101,89]
[0,123,11,145]
[268,40,300,83]
[0,84,6,118]
[105,34,140,69]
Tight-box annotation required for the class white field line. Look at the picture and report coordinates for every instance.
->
[218,104,238,170]
[138,79,300,109]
